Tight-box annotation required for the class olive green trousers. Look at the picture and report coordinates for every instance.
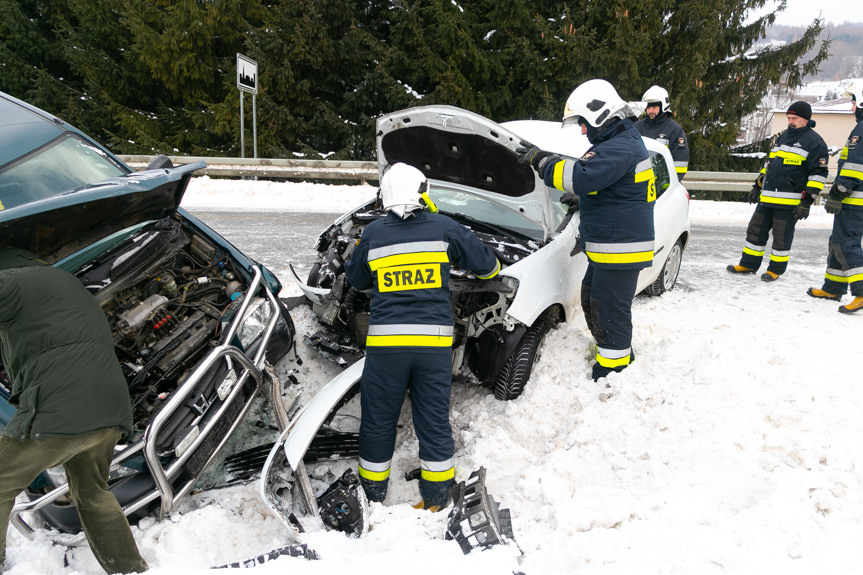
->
[0,428,147,574]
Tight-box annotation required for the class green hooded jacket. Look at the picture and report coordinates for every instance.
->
[0,248,133,441]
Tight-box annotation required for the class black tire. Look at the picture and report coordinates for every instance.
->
[307,262,322,288]
[493,308,560,401]
[646,238,683,296]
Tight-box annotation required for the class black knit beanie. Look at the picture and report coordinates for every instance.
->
[786,100,812,121]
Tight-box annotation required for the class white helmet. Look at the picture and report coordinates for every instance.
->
[842,80,863,104]
[642,85,671,113]
[562,79,629,129]
[380,163,427,219]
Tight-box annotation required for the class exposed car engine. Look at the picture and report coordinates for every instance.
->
[302,199,542,389]
[70,216,256,438]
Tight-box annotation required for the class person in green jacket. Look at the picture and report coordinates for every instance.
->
[0,248,147,574]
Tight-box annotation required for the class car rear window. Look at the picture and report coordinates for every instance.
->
[0,134,126,211]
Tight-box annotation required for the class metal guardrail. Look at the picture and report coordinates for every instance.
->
[118,155,378,181]
[118,155,834,194]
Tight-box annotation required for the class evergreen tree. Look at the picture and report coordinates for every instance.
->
[1,0,830,170]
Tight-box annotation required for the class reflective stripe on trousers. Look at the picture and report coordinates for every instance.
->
[421,458,454,482]
[358,458,392,482]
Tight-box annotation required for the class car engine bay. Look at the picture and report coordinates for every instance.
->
[70,216,256,439]
[302,200,539,385]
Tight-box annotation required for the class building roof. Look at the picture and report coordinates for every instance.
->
[770,97,854,115]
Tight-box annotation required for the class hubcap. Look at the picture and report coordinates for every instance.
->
[663,243,682,290]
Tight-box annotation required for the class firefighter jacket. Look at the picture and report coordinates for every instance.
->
[634,113,690,179]
[345,210,499,348]
[0,248,134,441]
[758,124,829,208]
[540,118,656,271]
[834,117,863,208]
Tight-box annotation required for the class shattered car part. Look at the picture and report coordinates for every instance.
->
[445,467,520,555]
[211,543,319,568]
[260,359,365,537]
[317,468,368,537]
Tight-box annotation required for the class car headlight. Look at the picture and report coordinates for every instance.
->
[236,297,273,350]
[500,275,520,293]
[43,461,140,489]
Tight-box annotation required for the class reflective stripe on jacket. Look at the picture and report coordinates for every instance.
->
[345,210,499,346]
[836,118,863,207]
[542,119,656,271]
[758,125,829,207]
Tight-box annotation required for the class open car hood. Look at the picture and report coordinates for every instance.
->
[0,162,204,264]
[376,105,556,232]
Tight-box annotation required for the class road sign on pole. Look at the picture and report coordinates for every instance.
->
[237,53,259,159]
[236,53,258,94]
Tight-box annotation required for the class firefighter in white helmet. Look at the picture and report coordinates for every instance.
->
[807,80,863,313]
[517,79,655,381]
[634,85,690,180]
[345,163,499,509]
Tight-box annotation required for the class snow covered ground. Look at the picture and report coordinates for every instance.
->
[5,178,863,575]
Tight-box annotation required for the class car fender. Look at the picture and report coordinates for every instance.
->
[501,220,585,326]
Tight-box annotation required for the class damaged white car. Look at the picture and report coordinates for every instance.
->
[292,105,690,400]
[259,105,690,540]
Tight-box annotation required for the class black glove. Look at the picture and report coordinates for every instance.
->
[825,183,845,214]
[824,197,842,214]
[793,192,815,220]
[748,186,760,204]
[559,192,579,212]
[516,140,560,173]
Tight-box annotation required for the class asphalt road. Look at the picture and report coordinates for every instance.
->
[186,209,836,295]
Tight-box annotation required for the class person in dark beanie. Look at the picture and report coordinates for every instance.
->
[727,100,829,282]
[0,248,148,574]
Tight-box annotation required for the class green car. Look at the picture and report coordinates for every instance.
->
[0,91,298,536]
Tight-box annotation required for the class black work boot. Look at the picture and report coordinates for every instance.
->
[358,476,389,503]
[726,264,755,274]
[761,271,781,282]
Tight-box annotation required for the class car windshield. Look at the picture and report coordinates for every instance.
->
[0,134,126,210]
[428,185,545,242]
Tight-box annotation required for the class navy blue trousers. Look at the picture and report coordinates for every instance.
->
[739,204,797,274]
[581,265,640,380]
[822,207,863,297]
[359,347,454,468]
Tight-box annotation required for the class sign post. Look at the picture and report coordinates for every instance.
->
[236,53,258,158]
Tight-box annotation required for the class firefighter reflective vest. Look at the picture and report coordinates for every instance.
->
[345,210,499,347]
[541,118,656,271]
[758,124,829,207]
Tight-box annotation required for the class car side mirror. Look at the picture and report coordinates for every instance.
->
[146,155,174,170]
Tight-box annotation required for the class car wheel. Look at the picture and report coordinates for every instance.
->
[646,238,683,296]
[493,308,560,401]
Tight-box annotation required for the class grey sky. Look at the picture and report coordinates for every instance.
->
[768,0,863,26]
